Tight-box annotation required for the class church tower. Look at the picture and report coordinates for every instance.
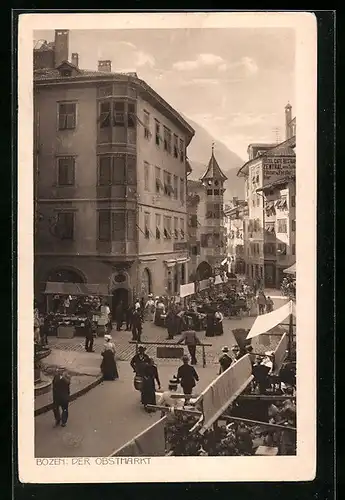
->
[200,144,228,272]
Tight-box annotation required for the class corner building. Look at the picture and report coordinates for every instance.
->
[34,30,194,312]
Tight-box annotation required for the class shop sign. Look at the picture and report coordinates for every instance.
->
[173,241,188,251]
[263,157,296,181]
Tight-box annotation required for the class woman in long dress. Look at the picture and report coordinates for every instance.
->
[214,307,224,336]
[100,335,119,381]
[205,308,215,337]
[141,358,161,412]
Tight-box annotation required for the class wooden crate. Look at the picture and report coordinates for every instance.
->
[57,325,74,339]
[156,346,184,359]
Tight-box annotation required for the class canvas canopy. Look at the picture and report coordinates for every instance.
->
[44,281,109,296]
[194,354,253,433]
[214,275,223,285]
[283,263,296,275]
[198,279,209,291]
[246,300,296,340]
[110,416,167,457]
[180,282,195,298]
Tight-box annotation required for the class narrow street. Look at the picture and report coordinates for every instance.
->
[35,362,218,457]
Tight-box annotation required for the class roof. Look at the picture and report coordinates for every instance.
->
[224,202,248,217]
[200,150,227,182]
[238,136,296,177]
[256,176,295,192]
[34,64,195,142]
[187,179,202,189]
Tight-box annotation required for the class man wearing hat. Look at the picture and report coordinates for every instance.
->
[218,346,233,374]
[130,346,150,376]
[176,328,201,365]
[158,376,185,411]
[252,355,271,394]
[177,355,199,403]
[231,345,242,361]
[52,367,71,427]
[145,294,155,322]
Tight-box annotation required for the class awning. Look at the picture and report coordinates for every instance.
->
[283,263,296,274]
[44,282,109,296]
[214,275,223,285]
[246,300,296,339]
[180,282,195,298]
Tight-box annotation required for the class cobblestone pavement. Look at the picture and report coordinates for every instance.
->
[47,294,287,365]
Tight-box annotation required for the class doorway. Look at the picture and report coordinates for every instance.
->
[264,263,276,288]
[111,288,129,316]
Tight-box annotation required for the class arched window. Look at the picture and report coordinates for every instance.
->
[196,261,213,281]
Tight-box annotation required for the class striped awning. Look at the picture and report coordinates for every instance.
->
[44,282,110,296]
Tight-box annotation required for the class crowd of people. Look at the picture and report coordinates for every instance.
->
[164,412,296,456]
[281,276,296,300]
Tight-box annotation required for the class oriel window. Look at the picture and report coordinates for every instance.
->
[113,155,126,184]
[98,156,112,185]
[98,211,111,241]
[99,102,111,128]
[113,101,125,126]
[112,212,126,240]
[127,103,136,128]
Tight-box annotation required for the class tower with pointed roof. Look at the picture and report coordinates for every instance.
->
[200,144,228,271]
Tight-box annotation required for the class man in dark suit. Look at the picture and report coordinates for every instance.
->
[52,368,71,427]
[84,316,94,352]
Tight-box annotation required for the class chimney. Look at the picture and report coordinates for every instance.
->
[285,102,292,140]
[71,53,79,68]
[98,60,111,73]
[54,29,69,67]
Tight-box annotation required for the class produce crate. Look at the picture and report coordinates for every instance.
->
[57,325,74,339]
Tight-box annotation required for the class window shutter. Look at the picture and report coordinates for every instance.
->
[112,212,126,240]
[99,156,112,185]
[113,102,125,126]
[113,155,126,184]
[127,156,136,184]
[127,210,136,240]
[98,211,111,241]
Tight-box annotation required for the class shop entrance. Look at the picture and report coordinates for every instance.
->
[264,263,276,288]
[111,288,129,316]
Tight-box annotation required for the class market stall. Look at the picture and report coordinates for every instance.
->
[43,281,111,337]
[110,354,296,457]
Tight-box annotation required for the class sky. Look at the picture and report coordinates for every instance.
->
[34,28,295,160]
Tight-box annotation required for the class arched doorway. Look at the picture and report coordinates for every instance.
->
[112,288,129,317]
[45,267,86,314]
[196,261,213,281]
[47,267,85,283]
[141,268,152,297]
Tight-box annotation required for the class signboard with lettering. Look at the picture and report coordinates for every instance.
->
[173,241,188,251]
[263,157,296,181]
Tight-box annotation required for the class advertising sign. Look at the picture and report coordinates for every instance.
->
[180,282,195,298]
[263,156,296,181]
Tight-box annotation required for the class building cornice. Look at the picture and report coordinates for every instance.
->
[34,72,195,143]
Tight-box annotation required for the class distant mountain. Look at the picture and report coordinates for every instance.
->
[183,116,246,201]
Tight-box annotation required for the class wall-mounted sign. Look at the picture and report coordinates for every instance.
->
[174,241,188,251]
[263,157,296,181]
